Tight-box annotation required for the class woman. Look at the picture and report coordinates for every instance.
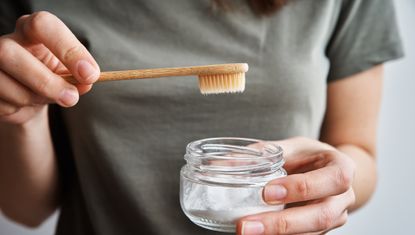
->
[0,0,403,234]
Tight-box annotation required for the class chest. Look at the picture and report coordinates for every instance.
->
[34,0,340,139]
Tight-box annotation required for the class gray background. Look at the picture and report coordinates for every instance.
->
[1,0,414,234]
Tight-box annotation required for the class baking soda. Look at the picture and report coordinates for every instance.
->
[181,181,284,231]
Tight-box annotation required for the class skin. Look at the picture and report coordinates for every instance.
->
[0,11,100,226]
[237,66,382,235]
[0,11,381,234]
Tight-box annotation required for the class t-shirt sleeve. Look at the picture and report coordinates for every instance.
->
[326,0,404,81]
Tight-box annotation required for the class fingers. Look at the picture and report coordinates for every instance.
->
[76,84,93,95]
[27,44,70,75]
[271,137,337,174]
[236,137,355,235]
[0,38,79,107]
[262,152,354,204]
[0,70,47,107]
[238,189,354,235]
[0,99,19,116]
[28,45,92,95]
[273,137,335,159]
[15,11,100,84]
[262,137,355,204]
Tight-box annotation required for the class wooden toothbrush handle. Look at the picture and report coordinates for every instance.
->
[61,63,248,84]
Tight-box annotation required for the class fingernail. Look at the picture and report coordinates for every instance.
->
[59,88,79,107]
[264,184,287,204]
[242,221,264,235]
[77,60,99,83]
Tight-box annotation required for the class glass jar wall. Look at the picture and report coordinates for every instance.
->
[180,137,286,233]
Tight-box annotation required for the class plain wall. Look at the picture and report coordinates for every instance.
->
[1,0,414,234]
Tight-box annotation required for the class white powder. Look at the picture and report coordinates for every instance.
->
[182,181,284,227]
[189,205,284,223]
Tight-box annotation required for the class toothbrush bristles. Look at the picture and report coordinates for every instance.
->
[198,72,245,95]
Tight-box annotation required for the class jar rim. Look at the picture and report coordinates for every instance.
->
[185,137,284,174]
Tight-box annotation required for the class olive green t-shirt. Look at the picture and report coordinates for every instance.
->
[31,0,403,234]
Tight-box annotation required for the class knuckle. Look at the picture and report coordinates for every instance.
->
[338,212,348,227]
[345,156,357,176]
[0,38,15,60]
[62,45,84,63]
[351,191,356,204]
[8,98,26,108]
[0,104,19,116]
[16,14,30,29]
[296,175,311,200]
[334,166,353,192]
[28,11,55,35]
[348,188,356,205]
[32,95,50,105]
[35,76,54,98]
[17,94,33,107]
[271,216,289,234]
[317,206,337,230]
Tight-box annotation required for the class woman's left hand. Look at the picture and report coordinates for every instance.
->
[237,137,356,235]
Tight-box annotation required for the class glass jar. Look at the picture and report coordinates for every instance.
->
[180,137,286,233]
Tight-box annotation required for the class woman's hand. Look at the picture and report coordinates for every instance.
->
[237,137,356,235]
[0,11,100,125]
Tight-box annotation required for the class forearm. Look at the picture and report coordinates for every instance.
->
[335,144,377,212]
[0,106,59,227]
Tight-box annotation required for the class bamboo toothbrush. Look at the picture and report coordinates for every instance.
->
[62,63,248,94]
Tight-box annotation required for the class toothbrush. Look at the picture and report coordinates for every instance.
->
[62,63,248,94]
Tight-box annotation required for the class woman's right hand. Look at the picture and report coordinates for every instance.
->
[0,11,100,125]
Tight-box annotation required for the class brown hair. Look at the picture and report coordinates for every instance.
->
[247,0,287,15]
[213,0,287,16]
